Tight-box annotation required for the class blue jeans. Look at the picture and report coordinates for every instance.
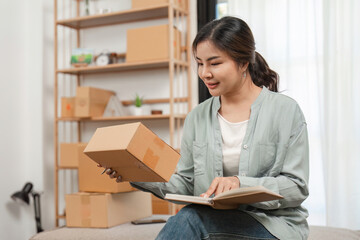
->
[156,205,277,240]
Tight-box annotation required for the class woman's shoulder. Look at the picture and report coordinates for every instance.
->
[266,89,299,107]
[264,89,306,122]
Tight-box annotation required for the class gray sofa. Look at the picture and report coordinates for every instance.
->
[30,216,360,240]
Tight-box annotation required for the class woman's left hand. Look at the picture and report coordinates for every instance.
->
[200,176,240,198]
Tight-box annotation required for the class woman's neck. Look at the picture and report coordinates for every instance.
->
[219,81,262,123]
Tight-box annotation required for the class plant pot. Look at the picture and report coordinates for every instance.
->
[133,107,144,116]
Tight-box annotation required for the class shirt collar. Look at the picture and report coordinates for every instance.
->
[212,86,268,112]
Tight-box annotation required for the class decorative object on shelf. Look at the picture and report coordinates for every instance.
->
[95,51,120,66]
[85,0,90,15]
[71,48,94,67]
[11,182,43,233]
[103,95,128,117]
[133,93,144,116]
[151,109,163,115]
[97,8,112,14]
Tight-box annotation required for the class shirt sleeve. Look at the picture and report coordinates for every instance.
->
[237,109,309,210]
[131,113,195,199]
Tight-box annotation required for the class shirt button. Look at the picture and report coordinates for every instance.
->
[243,144,248,149]
[241,173,247,177]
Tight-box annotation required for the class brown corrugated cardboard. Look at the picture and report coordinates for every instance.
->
[61,97,75,117]
[60,143,87,168]
[126,24,181,62]
[65,191,152,228]
[151,195,171,214]
[132,0,187,9]
[78,144,136,193]
[84,122,180,182]
[74,86,115,118]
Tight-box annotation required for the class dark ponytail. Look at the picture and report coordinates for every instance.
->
[249,52,279,92]
[192,16,279,92]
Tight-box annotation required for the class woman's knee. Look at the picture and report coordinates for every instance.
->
[168,205,201,224]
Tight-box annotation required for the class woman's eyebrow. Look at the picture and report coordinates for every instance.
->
[196,56,221,61]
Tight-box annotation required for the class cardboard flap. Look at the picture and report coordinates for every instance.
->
[84,123,141,152]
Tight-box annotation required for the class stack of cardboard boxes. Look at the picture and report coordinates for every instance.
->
[62,122,182,228]
[63,142,153,228]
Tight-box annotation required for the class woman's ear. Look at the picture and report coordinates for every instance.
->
[240,62,249,72]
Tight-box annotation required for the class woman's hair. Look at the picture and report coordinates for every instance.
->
[192,16,279,92]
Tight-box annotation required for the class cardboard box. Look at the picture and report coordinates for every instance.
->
[61,97,75,117]
[60,143,87,168]
[78,144,136,193]
[84,122,180,182]
[126,24,181,62]
[132,0,187,9]
[152,195,171,214]
[74,87,115,118]
[65,191,152,228]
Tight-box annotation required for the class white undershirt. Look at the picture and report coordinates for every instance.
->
[217,113,248,177]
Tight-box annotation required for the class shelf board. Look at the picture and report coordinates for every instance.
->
[57,114,187,122]
[58,166,78,170]
[57,59,188,75]
[57,4,187,29]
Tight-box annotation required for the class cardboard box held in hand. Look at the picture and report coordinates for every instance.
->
[83,122,180,182]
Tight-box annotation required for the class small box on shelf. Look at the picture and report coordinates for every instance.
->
[132,0,187,10]
[75,86,115,118]
[61,97,75,117]
[126,24,181,62]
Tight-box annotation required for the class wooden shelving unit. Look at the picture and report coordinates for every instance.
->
[54,0,191,227]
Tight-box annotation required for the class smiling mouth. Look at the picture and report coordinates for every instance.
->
[206,82,219,89]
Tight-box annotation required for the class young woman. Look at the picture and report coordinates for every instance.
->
[103,16,309,240]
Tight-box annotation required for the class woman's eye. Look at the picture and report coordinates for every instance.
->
[211,62,221,66]
[197,62,203,66]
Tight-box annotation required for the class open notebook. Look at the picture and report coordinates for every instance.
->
[165,186,283,210]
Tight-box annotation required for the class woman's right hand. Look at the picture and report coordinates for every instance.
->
[97,164,123,183]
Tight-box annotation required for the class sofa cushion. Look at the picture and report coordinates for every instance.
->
[309,225,360,240]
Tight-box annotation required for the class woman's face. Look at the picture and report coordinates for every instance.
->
[195,40,247,97]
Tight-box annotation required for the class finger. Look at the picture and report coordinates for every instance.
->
[106,168,112,175]
[110,170,117,179]
[115,176,122,183]
[231,176,240,188]
[223,184,231,193]
[214,182,225,196]
[204,178,220,198]
[97,164,102,168]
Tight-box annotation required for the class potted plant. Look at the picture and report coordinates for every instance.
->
[133,93,144,116]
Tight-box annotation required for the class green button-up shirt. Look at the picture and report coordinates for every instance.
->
[132,87,309,239]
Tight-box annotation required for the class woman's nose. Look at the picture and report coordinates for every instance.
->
[201,67,213,79]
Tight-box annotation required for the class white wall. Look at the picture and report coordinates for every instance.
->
[0,0,197,239]
[0,0,44,239]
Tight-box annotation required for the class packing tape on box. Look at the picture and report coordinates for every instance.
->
[81,195,92,227]
[143,148,159,170]
[142,137,166,169]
